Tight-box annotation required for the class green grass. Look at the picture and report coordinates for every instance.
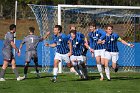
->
[0,67,140,93]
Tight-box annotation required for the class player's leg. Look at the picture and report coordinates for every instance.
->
[111,52,119,72]
[0,60,9,81]
[51,53,61,82]
[11,58,24,81]
[104,51,111,81]
[23,51,31,78]
[33,51,40,78]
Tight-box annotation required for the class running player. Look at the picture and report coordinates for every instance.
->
[19,27,50,79]
[0,24,24,81]
[104,24,134,80]
[45,25,72,82]
[88,23,106,81]
[69,30,88,79]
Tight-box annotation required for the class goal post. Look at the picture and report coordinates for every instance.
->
[28,4,140,73]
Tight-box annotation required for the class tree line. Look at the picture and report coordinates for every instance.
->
[0,0,140,19]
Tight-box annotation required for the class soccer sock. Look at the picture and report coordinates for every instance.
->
[97,64,103,78]
[105,67,110,80]
[24,65,28,77]
[73,65,82,76]
[13,68,19,78]
[0,69,6,78]
[53,68,58,79]
[34,62,39,74]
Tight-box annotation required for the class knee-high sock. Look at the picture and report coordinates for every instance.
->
[0,69,6,78]
[105,66,110,80]
[53,68,58,78]
[97,64,103,78]
[13,68,19,78]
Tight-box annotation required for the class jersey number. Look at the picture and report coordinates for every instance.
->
[30,37,34,43]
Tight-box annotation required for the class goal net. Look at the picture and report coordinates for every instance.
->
[28,4,140,73]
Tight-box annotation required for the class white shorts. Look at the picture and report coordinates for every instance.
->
[70,55,84,62]
[82,56,86,62]
[94,49,105,58]
[54,52,70,63]
[105,51,119,63]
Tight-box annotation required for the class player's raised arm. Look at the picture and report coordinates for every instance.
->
[118,38,134,47]
[42,31,50,40]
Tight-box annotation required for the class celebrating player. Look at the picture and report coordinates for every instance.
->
[19,27,50,79]
[69,30,88,79]
[104,25,134,80]
[45,25,72,83]
[88,23,106,81]
[0,24,24,81]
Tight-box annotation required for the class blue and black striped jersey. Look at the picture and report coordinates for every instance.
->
[88,29,106,50]
[53,33,70,54]
[105,33,119,52]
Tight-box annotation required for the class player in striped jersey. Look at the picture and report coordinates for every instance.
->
[18,27,50,79]
[88,23,106,81]
[45,25,72,82]
[104,25,134,80]
[69,30,88,79]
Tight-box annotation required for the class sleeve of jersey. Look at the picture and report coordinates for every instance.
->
[9,34,14,42]
[99,29,106,40]
[21,37,26,44]
[88,33,93,48]
[115,34,121,41]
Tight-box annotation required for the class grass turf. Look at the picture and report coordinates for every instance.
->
[0,67,140,93]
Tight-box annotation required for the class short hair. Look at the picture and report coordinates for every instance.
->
[105,24,113,29]
[88,22,96,27]
[29,27,35,33]
[69,30,77,35]
[9,24,16,30]
[54,25,62,33]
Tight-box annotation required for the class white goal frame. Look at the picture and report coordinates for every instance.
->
[57,4,140,73]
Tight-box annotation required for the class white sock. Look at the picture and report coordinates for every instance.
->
[105,67,110,80]
[97,64,103,78]
[53,68,58,76]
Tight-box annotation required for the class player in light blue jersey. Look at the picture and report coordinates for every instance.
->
[104,25,134,80]
[45,25,72,82]
[69,30,88,79]
[88,23,106,81]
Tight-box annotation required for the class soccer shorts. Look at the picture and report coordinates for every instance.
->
[2,49,14,62]
[25,50,38,62]
[105,51,119,63]
[70,55,84,62]
[54,52,70,63]
[94,49,105,58]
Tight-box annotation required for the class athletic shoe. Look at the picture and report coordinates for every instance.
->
[107,79,111,81]
[114,63,119,72]
[36,73,40,78]
[50,77,56,83]
[17,76,25,81]
[0,78,6,81]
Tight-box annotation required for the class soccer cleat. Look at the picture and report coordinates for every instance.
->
[107,79,111,81]
[114,63,119,72]
[17,76,25,81]
[50,77,57,83]
[0,78,6,81]
[36,73,40,78]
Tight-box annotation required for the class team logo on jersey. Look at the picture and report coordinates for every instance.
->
[96,34,99,36]
[76,42,79,45]
[111,38,114,41]
[59,39,62,42]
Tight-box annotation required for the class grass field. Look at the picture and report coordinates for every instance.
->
[0,67,140,93]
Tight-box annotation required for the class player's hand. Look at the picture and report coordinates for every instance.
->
[102,40,105,44]
[45,43,49,47]
[18,52,21,56]
[97,39,102,44]
[90,48,94,53]
[46,31,50,36]
[129,44,134,48]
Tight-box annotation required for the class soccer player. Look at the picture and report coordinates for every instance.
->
[45,25,72,82]
[19,27,50,79]
[88,23,106,81]
[0,24,24,81]
[69,30,88,79]
[104,25,134,80]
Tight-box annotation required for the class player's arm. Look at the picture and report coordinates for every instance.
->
[84,37,94,53]
[118,37,134,47]
[42,31,50,40]
[97,30,106,44]
[68,40,72,56]
[45,43,57,47]
[11,41,19,53]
